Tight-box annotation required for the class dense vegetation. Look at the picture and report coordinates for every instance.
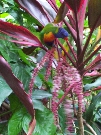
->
[0,0,101,135]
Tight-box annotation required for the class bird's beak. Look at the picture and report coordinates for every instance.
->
[64,37,68,41]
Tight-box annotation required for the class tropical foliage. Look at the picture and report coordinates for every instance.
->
[0,0,101,135]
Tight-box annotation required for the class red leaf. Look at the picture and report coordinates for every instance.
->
[54,1,69,23]
[0,20,42,47]
[0,56,34,118]
[64,0,85,12]
[84,54,101,75]
[77,0,88,43]
[88,0,101,29]
[15,0,51,26]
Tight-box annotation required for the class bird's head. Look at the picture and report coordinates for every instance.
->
[54,27,69,41]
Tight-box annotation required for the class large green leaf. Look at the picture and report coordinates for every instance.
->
[22,113,31,134]
[11,62,31,91]
[32,90,52,111]
[33,108,56,135]
[88,0,101,29]
[9,93,23,111]
[9,94,31,135]
[84,77,101,91]
[32,99,45,111]
[8,108,24,135]
[32,90,52,100]
[0,39,19,62]
[8,107,31,135]
[0,76,12,106]
[85,92,101,122]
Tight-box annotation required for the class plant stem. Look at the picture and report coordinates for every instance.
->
[83,120,97,135]
[78,106,84,135]
[66,40,77,61]
[58,41,77,67]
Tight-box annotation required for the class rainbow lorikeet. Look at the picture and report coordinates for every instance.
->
[40,23,69,48]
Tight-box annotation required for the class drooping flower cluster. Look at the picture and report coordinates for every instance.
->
[51,61,63,126]
[64,100,75,134]
[51,60,84,133]
[29,48,54,97]
[45,52,53,81]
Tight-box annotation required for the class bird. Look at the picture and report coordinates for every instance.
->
[39,23,69,49]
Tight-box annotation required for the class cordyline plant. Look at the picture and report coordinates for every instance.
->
[0,0,101,135]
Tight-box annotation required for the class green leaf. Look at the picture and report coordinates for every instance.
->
[84,77,101,91]
[9,93,22,111]
[18,49,31,66]
[11,62,31,91]
[8,9,23,25]
[22,113,31,134]
[4,0,14,5]
[34,76,42,89]
[90,122,101,135]
[85,92,101,122]
[8,107,25,135]
[58,90,64,99]
[88,0,101,28]
[9,94,31,134]
[32,99,45,111]
[0,39,21,63]
[33,108,56,135]
[58,106,66,134]
[0,13,10,18]
[0,76,12,106]
[0,121,8,135]
[32,90,52,99]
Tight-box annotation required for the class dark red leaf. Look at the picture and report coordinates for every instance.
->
[0,20,42,47]
[15,0,51,26]
[77,0,88,43]
[83,54,101,75]
[54,2,68,23]
[88,0,101,29]
[64,0,85,12]
[0,56,34,118]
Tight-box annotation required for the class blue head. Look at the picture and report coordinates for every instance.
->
[54,27,69,39]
